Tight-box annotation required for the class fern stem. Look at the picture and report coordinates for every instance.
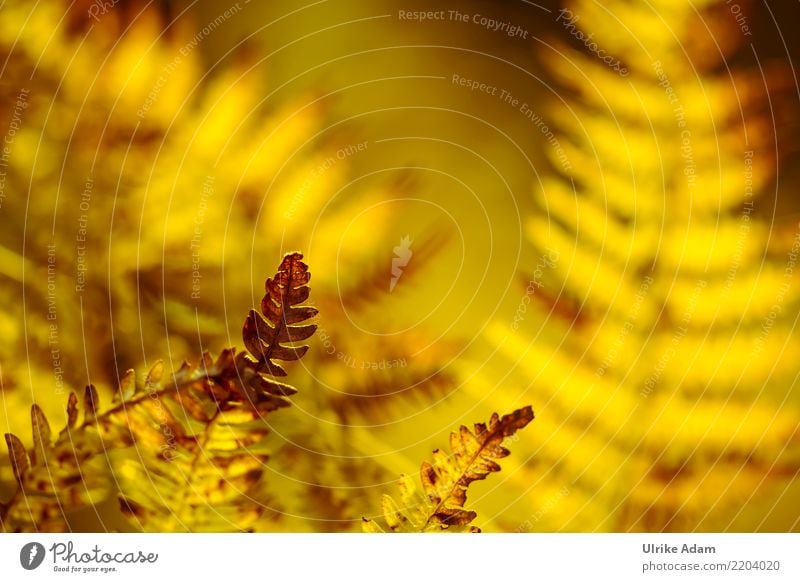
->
[172,408,222,531]
[98,373,220,425]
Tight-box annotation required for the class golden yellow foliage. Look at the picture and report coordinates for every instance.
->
[505,0,800,531]
[2,0,799,534]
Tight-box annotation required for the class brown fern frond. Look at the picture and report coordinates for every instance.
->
[1,388,126,532]
[243,252,318,377]
[363,406,534,532]
[1,253,317,532]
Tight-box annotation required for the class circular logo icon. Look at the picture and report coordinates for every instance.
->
[20,542,46,570]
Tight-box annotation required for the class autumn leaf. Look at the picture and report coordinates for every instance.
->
[363,406,534,532]
[1,253,317,532]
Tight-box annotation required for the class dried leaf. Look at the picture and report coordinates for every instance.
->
[30,405,51,465]
[4,434,29,483]
[243,252,318,377]
[118,369,136,402]
[83,384,99,423]
[1,254,318,532]
[146,361,164,387]
[66,392,79,429]
[363,406,534,532]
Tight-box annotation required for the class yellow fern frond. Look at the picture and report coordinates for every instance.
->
[363,406,533,532]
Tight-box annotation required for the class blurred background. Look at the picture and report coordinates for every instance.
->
[1,0,800,532]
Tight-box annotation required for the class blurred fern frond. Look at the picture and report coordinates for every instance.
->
[327,227,452,313]
[363,406,533,532]
[508,0,800,531]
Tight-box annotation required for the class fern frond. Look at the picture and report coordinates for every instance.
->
[330,368,456,424]
[1,389,123,532]
[363,406,533,532]
[243,252,318,377]
[323,227,451,313]
[512,0,800,531]
[1,253,317,532]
